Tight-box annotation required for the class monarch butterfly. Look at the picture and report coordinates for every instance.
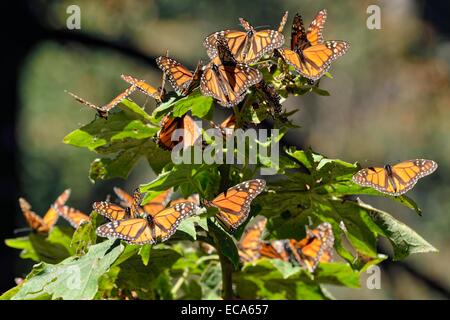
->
[204,17,284,64]
[277,9,349,80]
[200,36,262,107]
[203,179,266,231]
[66,85,136,119]
[121,74,165,103]
[96,201,198,244]
[54,205,90,229]
[169,194,200,206]
[113,187,173,216]
[237,217,267,263]
[93,188,143,221]
[352,159,438,196]
[18,189,71,233]
[260,222,334,272]
[156,56,202,96]
[155,113,202,151]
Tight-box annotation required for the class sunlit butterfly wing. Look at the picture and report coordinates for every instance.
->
[96,202,198,244]
[142,188,173,215]
[156,114,201,151]
[278,11,289,33]
[66,85,136,119]
[278,40,349,80]
[156,56,202,96]
[201,36,262,107]
[306,9,327,46]
[352,159,438,196]
[19,198,46,232]
[204,179,266,231]
[238,217,267,263]
[93,201,130,221]
[42,188,71,229]
[121,74,164,102]
[55,205,90,229]
[204,18,284,64]
[260,240,291,262]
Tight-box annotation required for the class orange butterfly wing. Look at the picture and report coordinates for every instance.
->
[93,202,129,221]
[260,240,291,262]
[205,179,266,231]
[279,41,349,80]
[238,217,267,263]
[142,188,173,216]
[156,56,202,95]
[55,205,90,229]
[43,189,71,228]
[290,222,334,272]
[306,9,327,46]
[156,114,201,151]
[169,194,200,206]
[19,198,46,232]
[121,74,163,102]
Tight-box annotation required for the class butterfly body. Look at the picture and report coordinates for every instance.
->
[352,159,438,196]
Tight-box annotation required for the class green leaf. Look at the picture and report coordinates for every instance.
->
[138,244,152,266]
[208,220,240,270]
[172,90,214,119]
[5,237,39,262]
[235,259,329,300]
[358,200,438,260]
[199,261,222,299]
[11,239,123,300]
[70,213,97,255]
[314,263,360,288]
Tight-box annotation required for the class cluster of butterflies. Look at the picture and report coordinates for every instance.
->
[237,217,334,273]
[18,179,266,245]
[66,9,349,151]
[94,179,265,244]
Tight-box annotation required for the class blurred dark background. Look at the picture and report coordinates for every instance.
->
[1,0,449,299]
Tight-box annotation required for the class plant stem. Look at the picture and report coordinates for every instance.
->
[217,248,234,300]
